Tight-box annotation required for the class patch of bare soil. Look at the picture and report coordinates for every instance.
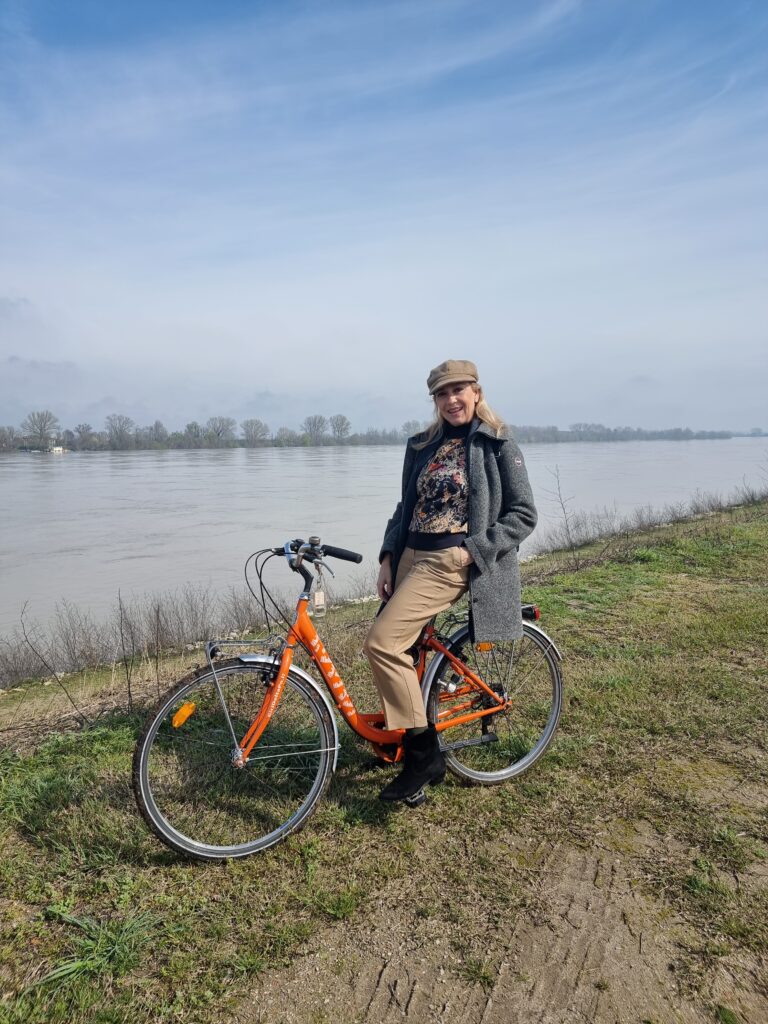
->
[235,832,767,1024]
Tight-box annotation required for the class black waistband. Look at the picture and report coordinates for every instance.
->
[406,530,467,551]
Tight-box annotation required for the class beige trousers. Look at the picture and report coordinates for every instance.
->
[363,547,470,730]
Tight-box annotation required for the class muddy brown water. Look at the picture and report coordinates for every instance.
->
[1,438,765,636]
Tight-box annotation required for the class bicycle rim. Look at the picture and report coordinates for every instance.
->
[133,661,335,859]
[427,624,562,784]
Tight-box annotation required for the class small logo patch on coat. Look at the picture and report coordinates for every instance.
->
[514,456,523,466]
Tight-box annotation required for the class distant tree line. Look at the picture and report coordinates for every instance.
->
[511,422,744,443]
[0,411,425,451]
[0,411,760,453]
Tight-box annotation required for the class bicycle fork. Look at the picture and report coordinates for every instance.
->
[204,642,245,766]
[204,640,293,769]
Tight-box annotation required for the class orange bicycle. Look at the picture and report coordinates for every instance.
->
[132,537,563,860]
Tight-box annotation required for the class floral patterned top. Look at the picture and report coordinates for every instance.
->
[408,433,468,534]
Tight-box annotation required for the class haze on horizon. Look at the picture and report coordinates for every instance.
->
[1,1,766,435]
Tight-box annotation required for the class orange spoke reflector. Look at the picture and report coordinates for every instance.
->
[172,702,196,728]
[475,642,495,652]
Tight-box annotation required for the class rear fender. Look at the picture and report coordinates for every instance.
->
[523,622,563,662]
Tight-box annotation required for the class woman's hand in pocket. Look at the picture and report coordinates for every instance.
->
[458,545,474,567]
[377,555,393,601]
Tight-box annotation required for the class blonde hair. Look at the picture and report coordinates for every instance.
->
[411,384,505,450]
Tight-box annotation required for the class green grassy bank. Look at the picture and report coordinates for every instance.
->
[1,502,767,1023]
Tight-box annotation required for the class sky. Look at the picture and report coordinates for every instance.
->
[1,0,766,434]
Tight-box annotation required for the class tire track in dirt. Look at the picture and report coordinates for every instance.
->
[493,846,699,1024]
[236,838,766,1024]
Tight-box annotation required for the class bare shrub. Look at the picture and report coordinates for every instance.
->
[154,584,217,649]
[659,500,689,524]
[0,632,45,687]
[538,467,592,569]
[146,597,165,699]
[52,600,111,673]
[325,566,378,605]
[627,505,663,531]
[14,605,89,724]
[732,475,767,507]
[142,597,169,659]
[688,489,725,515]
[219,585,266,635]
[115,592,143,707]
[530,467,768,567]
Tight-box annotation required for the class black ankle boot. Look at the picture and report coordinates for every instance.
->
[379,726,446,802]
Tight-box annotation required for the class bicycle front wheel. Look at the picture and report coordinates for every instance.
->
[426,624,562,784]
[133,659,336,860]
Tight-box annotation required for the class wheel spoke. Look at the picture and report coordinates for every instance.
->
[428,625,562,783]
[134,662,335,858]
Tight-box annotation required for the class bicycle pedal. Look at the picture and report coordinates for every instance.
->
[404,789,427,808]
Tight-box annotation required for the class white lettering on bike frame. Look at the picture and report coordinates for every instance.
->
[310,636,355,715]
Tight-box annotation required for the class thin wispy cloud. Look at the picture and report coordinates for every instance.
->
[0,1,766,431]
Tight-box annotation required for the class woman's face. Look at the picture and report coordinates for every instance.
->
[434,381,479,426]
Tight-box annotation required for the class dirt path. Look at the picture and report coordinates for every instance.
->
[235,829,767,1024]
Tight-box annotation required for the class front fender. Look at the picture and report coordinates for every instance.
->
[237,654,340,772]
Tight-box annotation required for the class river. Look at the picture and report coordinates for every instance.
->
[0,438,765,636]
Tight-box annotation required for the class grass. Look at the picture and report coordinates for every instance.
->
[715,1007,742,1024]
[457,957,496,991]
[0,501,767,1022]
[26,907,157,990]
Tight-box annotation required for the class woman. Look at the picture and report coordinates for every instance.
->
[363,359,537,802]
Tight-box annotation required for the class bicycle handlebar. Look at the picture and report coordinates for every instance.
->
[320,544,363,564]
[276,538,363,564]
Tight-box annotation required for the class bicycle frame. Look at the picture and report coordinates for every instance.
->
[233,593,511,767]
[134,535,563,861]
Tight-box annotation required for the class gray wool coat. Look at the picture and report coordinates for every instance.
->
[380,420,537,641]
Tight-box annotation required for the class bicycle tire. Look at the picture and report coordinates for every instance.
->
[133,658,336,860]
[426,623,562,784]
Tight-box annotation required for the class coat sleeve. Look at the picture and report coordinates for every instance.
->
[379,442,417,562]
[464,440,537,575]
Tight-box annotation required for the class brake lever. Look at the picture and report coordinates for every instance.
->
[315,558,335,579]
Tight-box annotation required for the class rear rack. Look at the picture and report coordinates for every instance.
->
[205,635,285,669]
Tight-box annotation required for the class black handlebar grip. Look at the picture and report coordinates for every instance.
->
[321,544,363,564]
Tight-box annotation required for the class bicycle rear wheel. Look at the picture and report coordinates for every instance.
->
[426,623,562,784]
[133,659,336,860]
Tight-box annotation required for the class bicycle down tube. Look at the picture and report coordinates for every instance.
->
[235,593,404,765]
